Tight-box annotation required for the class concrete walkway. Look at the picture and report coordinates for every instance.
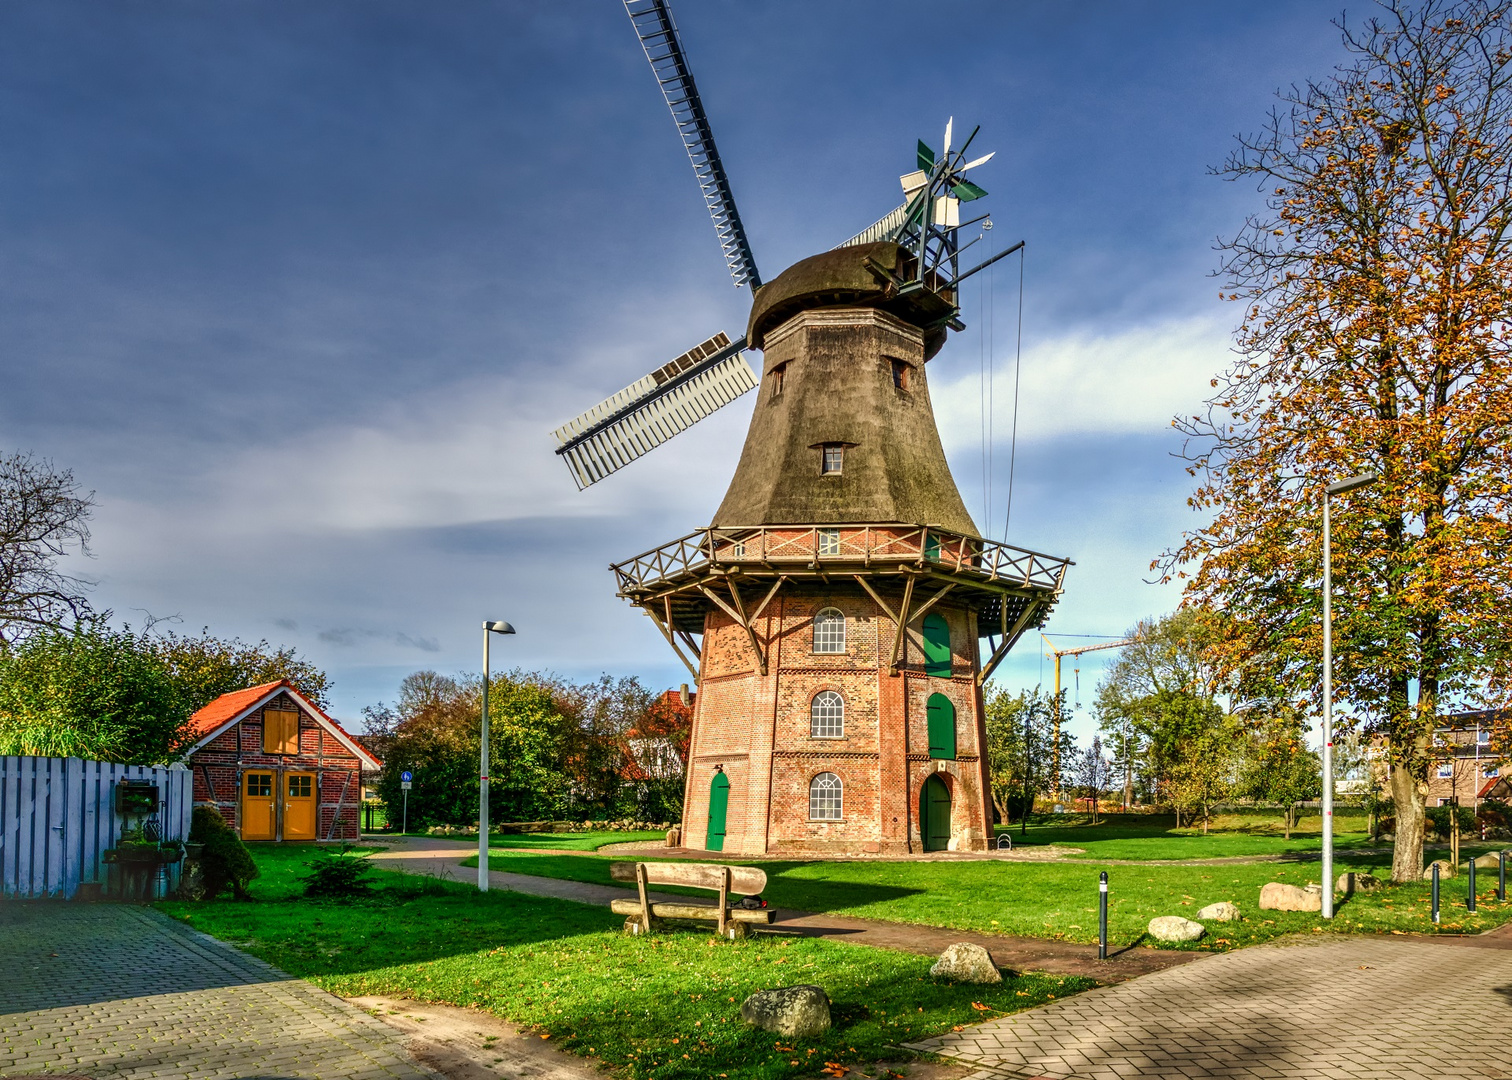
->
[907,930,1512,1080]
[0,903,436,1080]
[367,837,1200,982]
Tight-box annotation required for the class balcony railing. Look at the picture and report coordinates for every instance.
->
[611,524,1070,595]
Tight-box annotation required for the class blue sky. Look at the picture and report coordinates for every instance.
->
[0,1,1353,740]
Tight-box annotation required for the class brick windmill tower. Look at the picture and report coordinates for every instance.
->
[552,0,1069,855]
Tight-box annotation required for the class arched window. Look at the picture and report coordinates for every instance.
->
[927,693,957,760]
[922,613,951,676]
[812,608,846,654]
[810,691,844,738]
[809,772,843,820]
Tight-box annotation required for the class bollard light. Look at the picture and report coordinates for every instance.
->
[1468,854,1477,914]
[1431,862,1441,925]
[1098,871,1109,961]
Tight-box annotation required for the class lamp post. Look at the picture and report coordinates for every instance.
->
[1322,471,1377,919]
[479,620,516,892]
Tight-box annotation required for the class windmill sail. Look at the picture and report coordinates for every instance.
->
[552,333,758,489]
[625,0,761,289]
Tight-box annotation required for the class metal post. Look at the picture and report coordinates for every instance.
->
[1098,871,1109,960]
[1431,862,1440,924]
[1499,849,1507,902]
[479,627,491,893]
[1322,490,1334,920]
[402,789,409,837]
[1468,852,1477,913]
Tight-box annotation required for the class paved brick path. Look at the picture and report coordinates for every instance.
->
[0,903,435,1080]
[907,932,1512,1080]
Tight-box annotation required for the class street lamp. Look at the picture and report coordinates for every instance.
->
[1322,471,1377,919]
[479,620,516,892]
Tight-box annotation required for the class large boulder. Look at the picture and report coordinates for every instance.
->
[739,986,831,1039]
[1148,916,1206,942]
[929,943,1002,984]
[1337,872,1383,894]
[1422,860,1456,880]
[1470,853,1502,869]
[1259,882,1322,912]
[1196,901,1240,922]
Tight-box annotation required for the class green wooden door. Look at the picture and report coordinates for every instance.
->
[922,613,951,676]
[926,693,956,759]
[706,771,730,852]
[921,774,951,852]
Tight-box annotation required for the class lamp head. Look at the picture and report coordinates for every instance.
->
[1326,471,1379,496]
[484,620,516,635]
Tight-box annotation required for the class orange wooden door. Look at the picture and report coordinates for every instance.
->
[241,772,276,841]
[284,772,317,840]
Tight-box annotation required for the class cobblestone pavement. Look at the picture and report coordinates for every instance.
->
[0,903,436,1080]
[907,932,1512,1080]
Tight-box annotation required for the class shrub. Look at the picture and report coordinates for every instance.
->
[1425,804,1477,840]
[298,845,377,898]
[189,806,259,899]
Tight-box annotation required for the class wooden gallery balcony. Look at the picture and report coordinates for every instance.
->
[609,524,1072,683]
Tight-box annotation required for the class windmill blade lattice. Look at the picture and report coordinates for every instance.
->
[625,0,762,289]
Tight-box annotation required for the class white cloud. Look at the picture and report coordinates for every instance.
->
[931,315,1229,450]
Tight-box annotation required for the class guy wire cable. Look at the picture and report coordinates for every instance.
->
[1002,244,1025,543]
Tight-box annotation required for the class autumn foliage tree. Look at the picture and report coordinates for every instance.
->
[1165,1,1512,881]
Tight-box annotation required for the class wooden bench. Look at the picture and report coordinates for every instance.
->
[608,861,774,939]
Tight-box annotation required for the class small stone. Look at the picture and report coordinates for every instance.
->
[739,985,831,1039]
[1148,915,1205,942]
[1337,872,1383,894]
[665,826,682,847]
[1422,860,1456,880]
[929,943,1002,984]
[1259,882,1322,912]
[1195,901,1240,921]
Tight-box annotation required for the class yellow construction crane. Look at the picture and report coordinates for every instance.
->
[1042,635,1130,794]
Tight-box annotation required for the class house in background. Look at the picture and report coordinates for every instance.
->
[1424,709,1507,808]
[182,680,381,842]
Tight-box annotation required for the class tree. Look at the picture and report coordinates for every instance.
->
[0,622,189,764]
[983,687,1069,824]
[0,452,95,644]
[1095,610,1233,819]
[1164,1,1512,880]
[1163,714,1242,834]
[1240,709,1322,838]
[148,628,331,712]
[1073,735,1116,822]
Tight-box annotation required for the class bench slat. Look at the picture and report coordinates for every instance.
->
[609,898,775,923]
[610,861,767,894]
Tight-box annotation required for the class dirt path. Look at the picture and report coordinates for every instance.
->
[367,836,1202,984]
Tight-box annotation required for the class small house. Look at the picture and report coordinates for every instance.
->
[183,680,380,842]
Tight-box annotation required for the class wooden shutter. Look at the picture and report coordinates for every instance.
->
[922,613,952,677]
[927,693,956,760]
[262,709,299,755]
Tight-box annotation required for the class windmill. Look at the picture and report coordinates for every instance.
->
[555,0,1071,858]
[549,0,1018,490]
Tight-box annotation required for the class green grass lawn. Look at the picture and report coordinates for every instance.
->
[160,847,1091,1080]
[994,814,1382,860]
[473,842,1512,950]
[393,830,667,851]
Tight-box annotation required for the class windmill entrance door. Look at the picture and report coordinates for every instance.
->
[706,771,730,852]
[921,774,951,852]
[284,772,317,841]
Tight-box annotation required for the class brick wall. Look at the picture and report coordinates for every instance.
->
[684,583,991,855]
[187,691,365,842]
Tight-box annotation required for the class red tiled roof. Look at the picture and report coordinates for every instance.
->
[186,680,382,768]
[187,679,289,738]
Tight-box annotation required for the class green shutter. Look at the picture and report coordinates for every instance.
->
[921,774,951,851]
[922,613,951,676]
[927,693,956,760]
[706,771,730,852]
[923,532,941,562]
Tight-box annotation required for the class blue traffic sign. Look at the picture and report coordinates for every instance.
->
[400,770,413,783]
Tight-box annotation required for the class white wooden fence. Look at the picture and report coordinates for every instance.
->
[0,756,193,900]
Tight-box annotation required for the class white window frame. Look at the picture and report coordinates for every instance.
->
[817,528,841,556]
[1437,764,1454,778]
[809,772,843,821]
[821,444,844,475]
[1485,766,1500,778]
[810,691,845,738]
[812,607,845,654]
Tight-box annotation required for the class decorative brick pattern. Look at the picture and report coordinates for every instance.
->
[684,585,992,855]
